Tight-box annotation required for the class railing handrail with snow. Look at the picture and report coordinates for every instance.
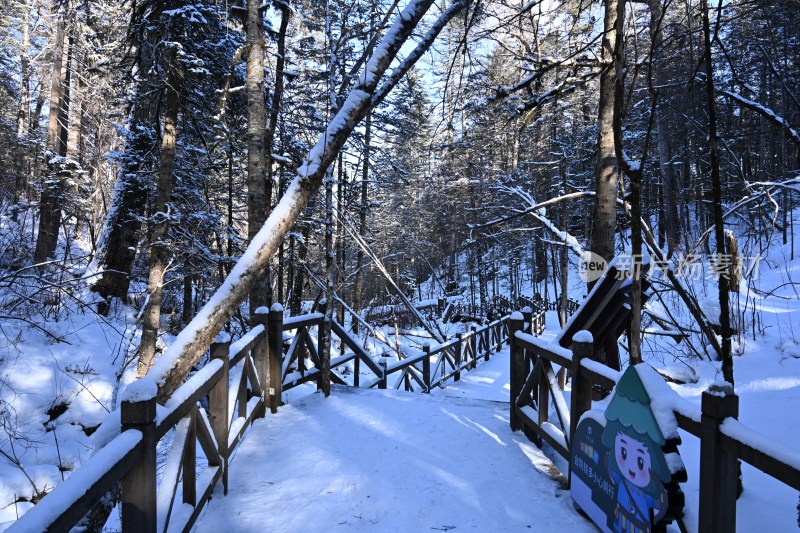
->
[7,305,281,533]
[7,302,522,533]
[507,315,800,533]
[280,307,516,393]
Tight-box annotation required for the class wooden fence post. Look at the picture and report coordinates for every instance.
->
[699,382,739,533]
[569,330,594,491]
[209,338,230,494]
[521,306,532,335]
[455,333,463,381]
[268,305,284,412]
[422,344,431,392]
[537,359,548,427]
[317,299,330,396]
[483,326,491,361]
[253,309,269,418]
[509,312,525,431]
[182,409,197,506]
[470,326,478,369]
[121,390,157,533]
[379,358,388,389]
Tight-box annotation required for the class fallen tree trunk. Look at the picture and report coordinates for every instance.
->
[144,0,470,402]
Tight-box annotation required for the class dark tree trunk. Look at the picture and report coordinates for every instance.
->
[352,112,371,334]
[701,0,733,384]
[90,4,166,310]
[648,0,681,257]
[35,9,69,263]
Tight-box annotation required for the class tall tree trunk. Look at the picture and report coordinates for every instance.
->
[266,4,290,305]
[12,3,31,222]
[629,171,643,365]
[589,0,625,273]
[559,165,569,327]
[320,0,340,396]
[245,0,269,323]
[352,112,371,334]
[138,47,181,378]
[90,4,165,310]
[701,0,733,384]
[337,155,346,325]
[647,0,681,257]
[35,7,69,263]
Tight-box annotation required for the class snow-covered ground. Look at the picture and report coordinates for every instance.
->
[197,330,800,532]
[195,383,594,532]
[3,222,800,530]
[0,306,136,527]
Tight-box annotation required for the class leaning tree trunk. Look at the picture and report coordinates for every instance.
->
[148,0,467,402]
[138,47,181,378]
[589,0,625,275]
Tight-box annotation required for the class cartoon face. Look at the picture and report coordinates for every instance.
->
[614,431,652,488]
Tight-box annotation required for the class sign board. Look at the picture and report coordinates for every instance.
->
[571,366,678,533]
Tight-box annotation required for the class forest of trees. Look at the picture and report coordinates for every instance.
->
[1,0,800,529]
[0,0,798,385]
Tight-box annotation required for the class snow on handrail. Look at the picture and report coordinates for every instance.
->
[159,359,224,434]
[721,417,800,474]
[283,312,324,328]
[580,358,621,384]
[6,430,143,533]
[229,324,265,360]
[515,330,573,362]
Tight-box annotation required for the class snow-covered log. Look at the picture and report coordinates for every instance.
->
[145,0,470,401]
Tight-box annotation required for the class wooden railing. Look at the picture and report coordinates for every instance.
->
[7,302,529,533]
[8,304,284,533]
[507,315,800,533]
[278,304,512,394]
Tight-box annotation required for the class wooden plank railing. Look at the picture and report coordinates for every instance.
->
[507,314,800,533]
[7,302,542,533]
[281,311,513,394]
[8,303,281,533]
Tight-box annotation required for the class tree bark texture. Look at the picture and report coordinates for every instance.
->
[138,46,181,378]
[246,0,269,323]
[35,7,68,263]
[589,0,625,270]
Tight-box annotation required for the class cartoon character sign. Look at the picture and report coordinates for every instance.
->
[571,366,678,533]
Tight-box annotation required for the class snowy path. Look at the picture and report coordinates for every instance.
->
[194,374,593,532]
